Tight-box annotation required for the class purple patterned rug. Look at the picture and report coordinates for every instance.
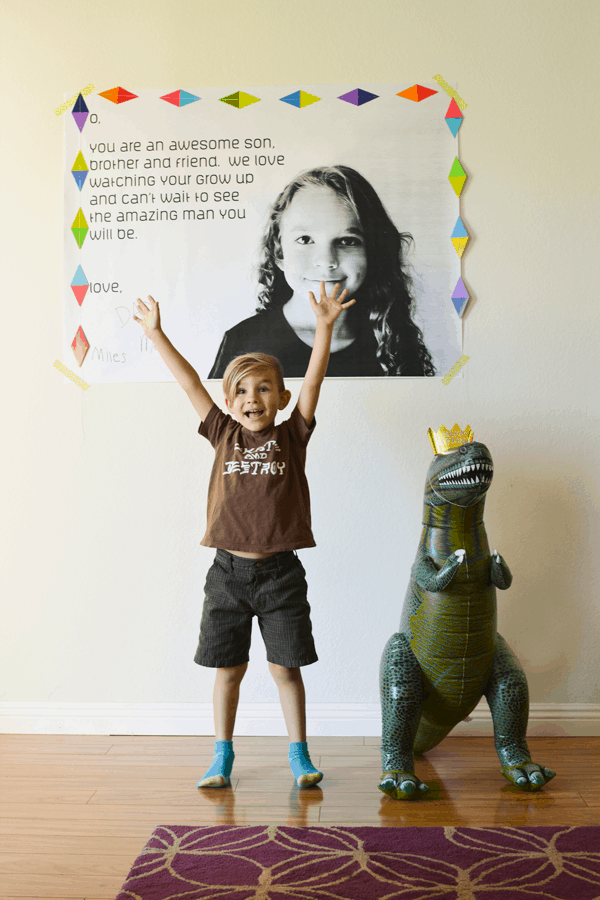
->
[115,825,600,899]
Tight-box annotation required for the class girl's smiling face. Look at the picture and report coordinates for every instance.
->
[275,186,368,301]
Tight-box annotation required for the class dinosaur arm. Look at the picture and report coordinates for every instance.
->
[412,549,465,591]
[490,550,513,590]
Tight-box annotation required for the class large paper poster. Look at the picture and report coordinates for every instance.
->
[64,84,464,382]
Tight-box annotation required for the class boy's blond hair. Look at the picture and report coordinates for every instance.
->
[223,353,285,405]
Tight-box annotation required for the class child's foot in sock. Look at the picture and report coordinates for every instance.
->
[288,741,323,788]
[197,740,234,788]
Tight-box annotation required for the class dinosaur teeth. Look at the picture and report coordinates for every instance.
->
[439,464,492,488]
[438,462,494,489]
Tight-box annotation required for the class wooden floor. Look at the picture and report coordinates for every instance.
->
[0,734,598,899]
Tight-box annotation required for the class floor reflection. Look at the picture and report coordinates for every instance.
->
[196,783,238,824]
[288,783,324,826]
[191,753,564,828]
[378,783,470,827]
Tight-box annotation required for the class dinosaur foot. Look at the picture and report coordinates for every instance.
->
[378,771,429,801]
[501,762,557,792]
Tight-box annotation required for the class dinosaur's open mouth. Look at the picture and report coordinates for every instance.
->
[438,460,493,488]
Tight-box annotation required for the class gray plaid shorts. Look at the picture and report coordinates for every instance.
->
[194,550,318,668]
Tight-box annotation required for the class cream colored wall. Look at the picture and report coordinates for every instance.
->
[1,0,599,725]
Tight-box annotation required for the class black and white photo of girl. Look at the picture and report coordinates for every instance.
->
[209,166,436,378]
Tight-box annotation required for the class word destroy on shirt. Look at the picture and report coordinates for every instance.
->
[224,461,286,475]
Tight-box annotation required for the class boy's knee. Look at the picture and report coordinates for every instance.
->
[217,663,248,685]
[268,663,302,684]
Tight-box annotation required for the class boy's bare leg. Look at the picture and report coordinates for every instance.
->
[269,663,323,787]
[268,663,306,741]
[198,663,247,788]
[214,663,248,740]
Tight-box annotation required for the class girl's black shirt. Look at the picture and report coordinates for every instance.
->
[208,306,383,379]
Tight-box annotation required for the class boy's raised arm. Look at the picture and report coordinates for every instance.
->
[296,282,356,425]
[134,295,214,421]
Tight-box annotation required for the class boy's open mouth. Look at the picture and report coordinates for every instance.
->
[245,409,264,418]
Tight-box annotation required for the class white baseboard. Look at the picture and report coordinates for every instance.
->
[1,701,599,736]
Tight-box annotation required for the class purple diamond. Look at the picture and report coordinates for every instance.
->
[338,88,378,106]
[72,93,89,132]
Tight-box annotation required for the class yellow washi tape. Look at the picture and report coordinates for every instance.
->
[54,84,95,116]
[442,354,469,385]
[53,359,90,390]
[432,75,467,110]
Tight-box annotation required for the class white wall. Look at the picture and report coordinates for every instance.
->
[1,0,599,733]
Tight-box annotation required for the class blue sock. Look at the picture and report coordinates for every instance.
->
[288,741,323,788]
[197,740,234,788]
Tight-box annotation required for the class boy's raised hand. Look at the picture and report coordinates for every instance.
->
[132,294,214,421]
[297,282,357,426]
[133,295,161,336]
[308,281,356,325]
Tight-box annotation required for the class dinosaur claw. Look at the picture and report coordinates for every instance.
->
[392,785,420,801]
[378,772,428,801]
[501,762,557,791]
[378,786,395,798]
[378,779,397,798]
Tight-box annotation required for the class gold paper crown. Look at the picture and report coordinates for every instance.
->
[428,424,474,455]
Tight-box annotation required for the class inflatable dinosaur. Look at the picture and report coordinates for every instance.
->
[379,425,556,800]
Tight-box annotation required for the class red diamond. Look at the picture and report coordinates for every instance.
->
[71,327,89,367]
[99,87,138,104]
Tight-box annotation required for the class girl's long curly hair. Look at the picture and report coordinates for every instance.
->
[256,165,435,376]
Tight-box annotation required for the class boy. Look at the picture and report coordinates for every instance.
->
[133,282,355,788]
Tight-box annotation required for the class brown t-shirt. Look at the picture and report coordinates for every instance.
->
[199,404,316,553]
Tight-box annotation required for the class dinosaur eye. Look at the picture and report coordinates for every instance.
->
[459,446,468,455]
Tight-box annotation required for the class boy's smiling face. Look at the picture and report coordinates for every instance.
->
[226,367,291,432]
